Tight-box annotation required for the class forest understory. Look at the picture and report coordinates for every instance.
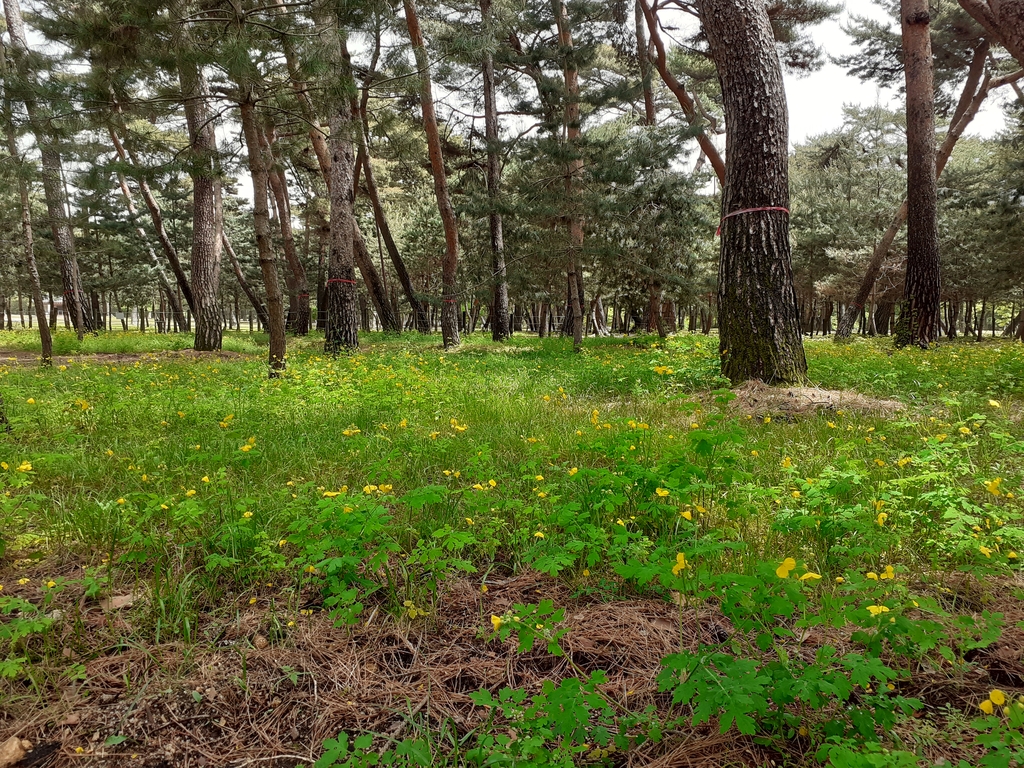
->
[2,331,1024,767]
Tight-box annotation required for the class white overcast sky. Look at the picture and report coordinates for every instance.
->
[783,3,1009,146]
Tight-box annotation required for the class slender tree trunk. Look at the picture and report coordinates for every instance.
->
[1,44,51,363]
[108,130,189,333]
[353,224,400,332]
[895,0,941,348]
[637,0,726,184]
[834,44,1000,341]
[238,98,287,374]
[482,0,511,342]
[358,153,429,333]
[270,1,333,180]
[223,233,271,331]
[635,0,656,124]
[263,129,310,335]
[553,0,585,351]
[109,99,195,322]
[3,0,92,339]
[174,2,222,351]
[404,0,460,347]
[696,0,806,384]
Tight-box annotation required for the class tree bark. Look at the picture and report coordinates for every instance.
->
[325,90,361,353]
[958,0,1024,68]
[697,0,806,384]
[239,98,287,374]
[3,0,92,339]
[174,1,222,351]
[483,0,511,341]
[404,0,460,348]
[553,0,585,351]
[894,0,941,348]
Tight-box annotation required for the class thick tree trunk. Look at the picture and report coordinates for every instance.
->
[4,0,92,339]
[697,0,806,384]
[173,0,222,351]
[638,0,726,184]
[895,0,941,348]
[483,0,511,342]
[405,0,460,348]
[325,95,360,353]
[553,0,585,351]
[239,99,287,375]
[2,47,51,363]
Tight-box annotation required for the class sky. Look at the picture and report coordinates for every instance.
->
[783,4,1009,146]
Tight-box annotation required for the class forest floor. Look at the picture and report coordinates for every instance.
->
[2,330,1024,768]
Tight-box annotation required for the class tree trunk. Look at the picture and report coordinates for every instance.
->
[359,152,429,333]
[894,0,941,348]
[239,99,287,375]
[1,44,51,363]
[325,90,360,353]
[635,0,657,124]
[697,0,806,384]
[553,0,585,351]
[353,223,400,332]
[264,130,310,335]
[3,0,92,339]
[638,0,726,184]
[108,129,189,334]
[482,0,511,342]
[223,233,271,331]
[404,0,460,348]
[958,0,1024,68]
[175,2,222,351]
[834,42,997,341]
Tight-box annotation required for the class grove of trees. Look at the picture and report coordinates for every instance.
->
[0,0,1021,380]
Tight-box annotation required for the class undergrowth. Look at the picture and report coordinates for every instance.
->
[2,330,1024,766]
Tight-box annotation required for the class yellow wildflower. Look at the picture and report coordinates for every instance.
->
[655,488,670,497]
[672,553,687,575]
[867,605,890,616]
[776,557,796,578]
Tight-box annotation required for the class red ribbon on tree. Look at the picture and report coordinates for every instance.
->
[716,206,789,236]
[326,279,357,285]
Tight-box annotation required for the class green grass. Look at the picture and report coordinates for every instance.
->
[2,330,1024,766]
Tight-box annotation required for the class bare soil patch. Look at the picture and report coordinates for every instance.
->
[730,380,905,418]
